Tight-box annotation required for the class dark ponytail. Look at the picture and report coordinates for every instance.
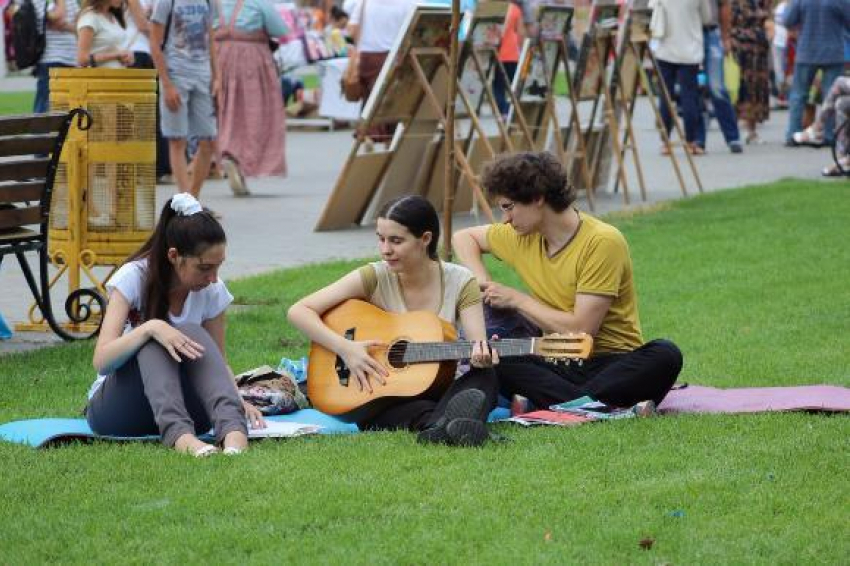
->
[127,198,226,322]
[377,195,440,260]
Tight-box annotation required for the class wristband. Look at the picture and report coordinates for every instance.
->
[89,54,97,68]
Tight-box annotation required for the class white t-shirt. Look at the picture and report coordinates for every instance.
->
[651,0,711,65]
[77,9,129,68]
[125,0,152,54]
[348,0,418,53]
[35,0,79,66]
[773,2,788,49]
[87,259,234,398]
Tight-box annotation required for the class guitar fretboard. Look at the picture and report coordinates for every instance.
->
[398,339,535,364]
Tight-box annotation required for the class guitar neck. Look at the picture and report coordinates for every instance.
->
[400,339,535,364]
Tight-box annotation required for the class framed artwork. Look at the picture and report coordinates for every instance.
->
[362,6,453,122]
[457,1,509,113]
[573,0,622,101]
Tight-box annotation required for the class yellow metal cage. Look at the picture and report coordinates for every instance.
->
[16,68,157,334]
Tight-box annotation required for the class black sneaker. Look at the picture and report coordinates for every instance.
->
[417,388,488,447]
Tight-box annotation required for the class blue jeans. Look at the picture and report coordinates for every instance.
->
[657,60,701,143]
[696,28,741,148]
[33,62,73,114]
[785,62,844,144]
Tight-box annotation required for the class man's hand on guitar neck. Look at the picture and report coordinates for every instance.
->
[341,340,389,393]
[470,340,500,368]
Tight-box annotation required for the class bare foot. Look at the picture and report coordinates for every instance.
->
[174,433,219,457]
[222,430,249,455]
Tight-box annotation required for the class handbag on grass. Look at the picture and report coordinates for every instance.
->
[340,0,366,102]
[235,365,310,415]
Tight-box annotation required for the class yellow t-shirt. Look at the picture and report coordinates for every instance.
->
[487,212,643,353]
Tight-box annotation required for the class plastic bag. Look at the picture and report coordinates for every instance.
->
[724,54,741,105]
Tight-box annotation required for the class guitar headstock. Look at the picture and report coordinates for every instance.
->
[532,333,594,364]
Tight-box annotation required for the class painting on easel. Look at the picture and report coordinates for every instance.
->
[362,6,453,123]
[573,0,622,101]
[457,1,508,115]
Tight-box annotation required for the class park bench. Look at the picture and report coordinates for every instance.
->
[0,108,105,340]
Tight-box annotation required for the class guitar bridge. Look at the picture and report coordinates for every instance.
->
[335,327,356,386]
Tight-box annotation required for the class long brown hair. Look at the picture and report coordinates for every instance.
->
[79,0,126,28]
[127,198,226,322]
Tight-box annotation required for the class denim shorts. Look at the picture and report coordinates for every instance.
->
[159,72,217,140]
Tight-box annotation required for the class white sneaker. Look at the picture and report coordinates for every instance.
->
[221,156,250,197]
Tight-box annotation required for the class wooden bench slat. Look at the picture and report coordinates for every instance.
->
[0,158,52,183]
[0,226,38,243]
[0,205,42,230]
[0,134,59,158]
[0,113,66,136]
[0,181,45,203]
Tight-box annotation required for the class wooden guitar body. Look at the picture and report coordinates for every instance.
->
[308,300,458,422]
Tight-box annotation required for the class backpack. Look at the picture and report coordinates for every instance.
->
[12,0,48,69]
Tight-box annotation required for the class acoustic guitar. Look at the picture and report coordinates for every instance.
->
[307,300,593,422]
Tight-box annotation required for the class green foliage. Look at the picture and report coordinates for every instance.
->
[1,180,848,563]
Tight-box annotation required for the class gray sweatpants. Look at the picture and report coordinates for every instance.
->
[86,323,246,447]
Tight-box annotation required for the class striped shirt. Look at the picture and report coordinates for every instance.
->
[35,0,79,66]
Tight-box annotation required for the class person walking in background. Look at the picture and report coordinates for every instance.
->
[347,0,418,146]
[494,0,521,120]
[792,76,850,176]
[124,0,171,183]
[695,0,743,154]
[783,0,849,147]
[32,0,79,114]
[729,0,771,145]
[213,0,288,197]
[76,0,133,69]
[149,0,218,202]
[650,0,711,155]
[770,0,790,109]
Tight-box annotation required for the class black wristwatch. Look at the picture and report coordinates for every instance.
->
[89,54,97,67]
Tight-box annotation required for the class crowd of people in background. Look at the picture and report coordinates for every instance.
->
[1,0,848,183]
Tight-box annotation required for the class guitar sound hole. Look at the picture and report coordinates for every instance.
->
[386,340,409,369]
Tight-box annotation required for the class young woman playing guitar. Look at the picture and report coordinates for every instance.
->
[288,196,498,447]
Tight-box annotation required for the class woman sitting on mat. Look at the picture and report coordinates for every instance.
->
[87,194,264,457]
[287,196,498,447]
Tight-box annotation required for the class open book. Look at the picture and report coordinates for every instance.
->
[247,420,322,439]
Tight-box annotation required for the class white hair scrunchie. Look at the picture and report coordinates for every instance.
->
[170,193,203,216]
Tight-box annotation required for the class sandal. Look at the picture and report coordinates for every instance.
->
[687,143,705,155]
[822,157,850,177]
[792,126,824,147]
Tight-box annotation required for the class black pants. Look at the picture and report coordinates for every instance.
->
[359,367,498,432]
[496,339,683,409]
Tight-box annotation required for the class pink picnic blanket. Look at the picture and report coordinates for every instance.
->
[658,385,850,414]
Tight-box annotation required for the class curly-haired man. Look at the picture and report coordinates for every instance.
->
[452,151,683,411]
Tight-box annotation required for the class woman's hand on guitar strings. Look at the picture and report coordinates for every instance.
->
[343,340,389,393]
[470,340,499,368]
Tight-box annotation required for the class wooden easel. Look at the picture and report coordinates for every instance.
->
[607,0,703,198]
[570,0,637,205]
[315,7,460,230]
[456,2,535,157]
[531,4,596,211]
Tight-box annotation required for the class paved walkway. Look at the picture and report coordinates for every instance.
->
[0,74,835,354]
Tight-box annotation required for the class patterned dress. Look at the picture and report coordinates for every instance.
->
[730,0,771,124]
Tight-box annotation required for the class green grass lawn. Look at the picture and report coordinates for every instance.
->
[1,180,848,563]
[0,91,34,115]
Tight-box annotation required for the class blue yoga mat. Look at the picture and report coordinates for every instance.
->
[0,407,510,449]
[0,409,359,449]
